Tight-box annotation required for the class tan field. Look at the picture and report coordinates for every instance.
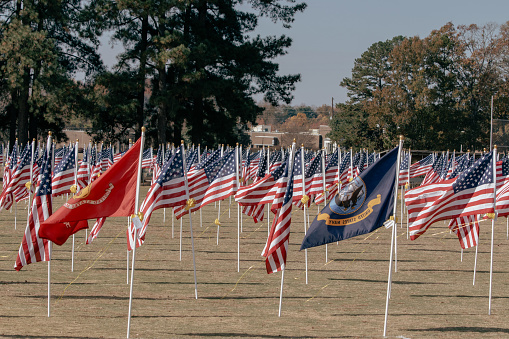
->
[1,187,509,338]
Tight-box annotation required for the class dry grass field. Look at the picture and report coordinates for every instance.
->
[2,187,509,338]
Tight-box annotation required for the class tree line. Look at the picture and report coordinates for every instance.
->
[0,0,306,149]
[330,22,509,152]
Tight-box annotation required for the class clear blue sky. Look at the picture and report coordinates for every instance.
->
[98,0,509,107]
[251,0,509,107]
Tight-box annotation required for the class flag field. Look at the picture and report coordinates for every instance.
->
[1,187,509,337]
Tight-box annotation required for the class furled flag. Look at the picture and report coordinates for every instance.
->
[52,145,76,197]
[409,153,434,178]
[54,146,66,168]
[495,157,509,217]
[448,215,480,249]
[38,138,142,245]
[398,152,410,186]
[0,143,18,211]
[406,151,495,241]
[262,152,294,274]
[305,150,324,198]
[338,151,351,185]
[77,147,91,190]
[301,146,399,250]
[15,139,54,271]
[152,147,164,184]
[127,146,187,250]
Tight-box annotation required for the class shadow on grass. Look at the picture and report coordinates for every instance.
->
[329,278,444,285]
[0,335,97,339]
[408,326,509,334]
[179,333,355,338]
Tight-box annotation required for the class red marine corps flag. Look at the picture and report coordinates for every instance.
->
[38,138,142,245]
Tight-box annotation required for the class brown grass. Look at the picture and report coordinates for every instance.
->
[1,188,509,338]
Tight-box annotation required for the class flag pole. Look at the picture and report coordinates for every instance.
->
[321,148,328,263]
[383,135,403,337]
[216,144,224,245]
[300,145,308,284]
[489,145,497,315]
[71,139,79,272]
[181,141,198,299]
[278,140,295,317]
[235,144,240,272]
[127,128,145,339]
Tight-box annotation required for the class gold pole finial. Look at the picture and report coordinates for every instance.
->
[48,132,52,136]
[141,127,146,133]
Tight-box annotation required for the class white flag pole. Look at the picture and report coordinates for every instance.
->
[46,133,53,318]
[321,148,328,263]
[235,144,240,272]
[300,145,308,284]
[71,139,79,272]
[127,128,145,339]
[278,141,295,317]
[473,243,478,285]
[26,139,35,224]
[489,145,497,315]
[126,139,132,284]
[181,141,198,299]
[216,144,224,245]
[383,136,403,337]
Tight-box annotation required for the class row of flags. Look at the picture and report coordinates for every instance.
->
[5,134,506,276]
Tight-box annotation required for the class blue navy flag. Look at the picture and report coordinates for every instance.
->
[300,146,399,250]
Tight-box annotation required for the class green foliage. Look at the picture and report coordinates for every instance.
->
[331,22,509,151]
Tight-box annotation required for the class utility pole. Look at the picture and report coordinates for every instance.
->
[330,97,334,120]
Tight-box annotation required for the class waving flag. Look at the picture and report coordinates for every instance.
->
[409,153,433,178]
[77,147,91,190]
[301,147,399,250]
[15,140,53,271]
[127,147,187,250]
[52,145,76,197]
[262,155,294,274]
[38,138,142,245]
[406,151,495,241]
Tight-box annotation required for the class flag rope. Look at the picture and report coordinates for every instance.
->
[55,227,126,303]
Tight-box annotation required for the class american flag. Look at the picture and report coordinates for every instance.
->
[495,157,509,217]
[152,147,164,184]
[14,138,52,271]
[54,146,66,168]
[0,143,4,166]
[52,145,76,197]
[246,151,261,181]
[235,158,288,207]
[241,149,251,185]
[90,146,101,182]
[305,150,324,198]
[324,148,339,187]
[448,215,480,249]
[421,153,447,185]
[449,154,470,179]
[86,217,105,245]
[141,148,153,169]
[409,153,434,178]
[173,149,222,219]
[0,143,19,211]
[269,150,283,172]
[358,150,367,173]
[77,147,91,190]
[406,151,495,241]
[398,152,410,186]
[291,149,305,206]
[100,147,114,171]
[255,150,268,182]
[113,151,124,162]
[338,151,351,185]
[127,147,187,250]
[262,155,294,274]
[2,144,32,203]
[201,149,238,208]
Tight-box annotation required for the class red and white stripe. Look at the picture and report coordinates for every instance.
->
[14,184,51,271]
[448,215,480,249]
